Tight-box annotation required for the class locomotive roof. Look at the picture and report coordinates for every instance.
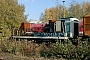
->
[57,17,79,21]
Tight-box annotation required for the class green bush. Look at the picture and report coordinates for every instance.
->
[0,39,21,55]
[51,39,90,59]
[52,40,76,58]
[40,51,52,58]
[76,41,89,60]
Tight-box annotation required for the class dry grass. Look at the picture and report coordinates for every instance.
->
[0,37,65,60]
[0,53,65,60]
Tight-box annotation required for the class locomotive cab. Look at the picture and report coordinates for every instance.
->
[69,18,79,38]
[59,17,79,38]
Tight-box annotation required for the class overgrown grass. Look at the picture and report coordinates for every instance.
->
[0,37,90,60]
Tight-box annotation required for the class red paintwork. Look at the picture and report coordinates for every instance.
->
[79,20,83,36]
[30,23,46,32]
[20,21,47,33]
[20,22,31,32]
[21,22,30,29]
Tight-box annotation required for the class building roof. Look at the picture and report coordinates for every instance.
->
[29,20,39,24]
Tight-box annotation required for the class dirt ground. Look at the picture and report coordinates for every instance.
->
[0,53,65,60]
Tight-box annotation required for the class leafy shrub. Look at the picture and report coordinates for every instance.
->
[76,41,90,60]
[52,40,76,58]
[0,38,90,60]
[51,39,90,59]
[40,51,52,58]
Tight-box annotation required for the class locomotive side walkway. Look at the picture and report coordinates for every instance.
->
[12,36,68,40]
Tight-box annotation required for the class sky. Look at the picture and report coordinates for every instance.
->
[18,0,89,20]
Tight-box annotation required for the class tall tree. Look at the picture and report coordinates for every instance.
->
[68,2,82,19]
[40,0,90,22]
[68,0,90,19]
[83,2,90,14]
[57,4,68,18]
[40,5,68,22]
[0,0,26,37]
[39,12,45,22]
[43,7,57,22]
[68,0,77,18]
